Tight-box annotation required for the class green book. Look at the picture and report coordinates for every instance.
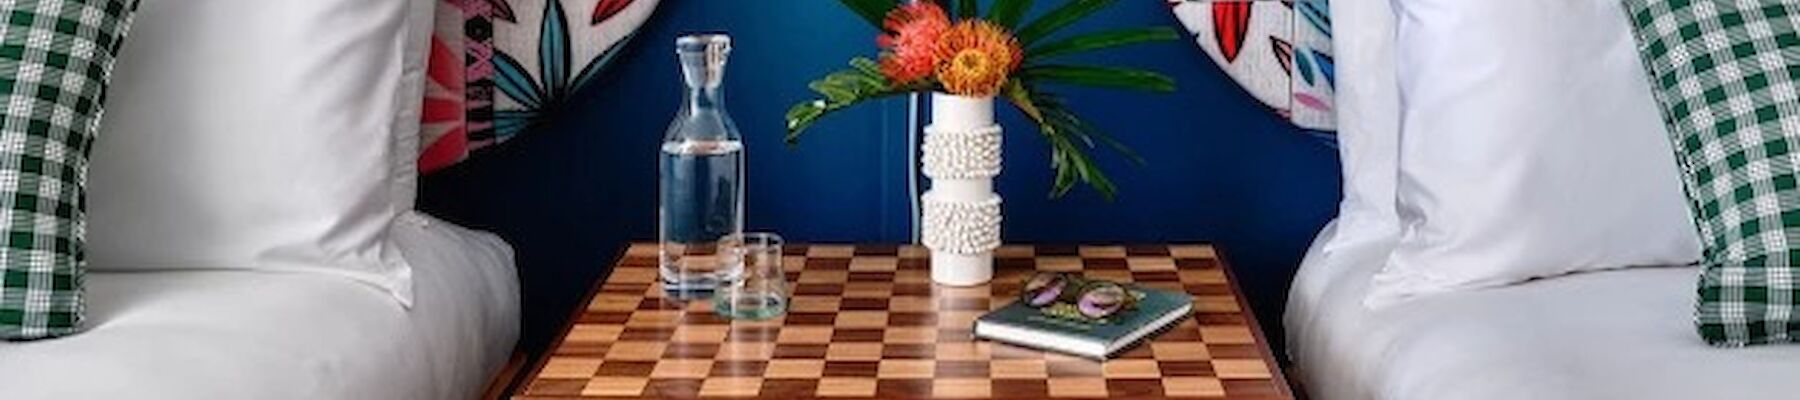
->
[973,283,1193,360]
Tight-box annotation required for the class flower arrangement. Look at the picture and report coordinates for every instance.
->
[785,0,1177,199]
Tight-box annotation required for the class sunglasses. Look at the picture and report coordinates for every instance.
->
[1020,272,1139,320]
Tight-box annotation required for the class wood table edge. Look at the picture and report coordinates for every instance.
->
[1211,245,1296,399]
[482,350,528,400]
[506,245,634,399]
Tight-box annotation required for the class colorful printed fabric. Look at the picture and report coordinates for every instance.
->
[1621,0,1800,346]
[1170,0,1336,133]
[0,0,139,340]
[420,0,498,173]
[419,0,659,173]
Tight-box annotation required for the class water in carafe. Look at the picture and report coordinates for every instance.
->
[659,33,743,298]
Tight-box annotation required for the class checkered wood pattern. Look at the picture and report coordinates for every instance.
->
[516,244,1291,399]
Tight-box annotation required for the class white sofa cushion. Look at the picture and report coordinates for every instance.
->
[1315,0,1404,261]
[1367,0,1701,308]
[85,0,433,305]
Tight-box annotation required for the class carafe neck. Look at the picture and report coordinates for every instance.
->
[676,33,730,115]
[684,86,725,115]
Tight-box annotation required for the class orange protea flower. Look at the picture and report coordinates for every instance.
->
[877,2,950,84]
[934,20,1023,97]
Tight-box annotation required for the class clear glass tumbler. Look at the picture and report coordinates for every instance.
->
[714,233,787,320]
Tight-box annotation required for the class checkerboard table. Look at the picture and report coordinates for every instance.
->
[514,244,1292,399]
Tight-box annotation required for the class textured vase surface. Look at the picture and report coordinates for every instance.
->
[922,93,1001,286]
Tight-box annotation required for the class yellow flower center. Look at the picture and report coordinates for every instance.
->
[933,20,1021,97]
[952,49,994,76]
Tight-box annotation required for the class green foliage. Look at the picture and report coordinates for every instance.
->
[785,58,920,143]
[987,0,1034,29]
[789,0,1176,199]
[1014,0,1116,45]
[838,0,899,29]
[1004,82,1143,199]
[954,0,979,19]
[1027,27,1178,60]
[1020,65,1177,93]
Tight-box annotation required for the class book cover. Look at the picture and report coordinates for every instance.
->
[974,283,1194,359]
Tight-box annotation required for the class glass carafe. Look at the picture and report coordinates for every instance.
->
[659,33,743,299]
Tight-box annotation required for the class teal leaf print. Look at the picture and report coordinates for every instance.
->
[1312,49,1335,87]
[572,32,636,93]
[540,0,572,100]
[1299,0,1331,38]
[493,51,544,109]
[1295,47,1316,86]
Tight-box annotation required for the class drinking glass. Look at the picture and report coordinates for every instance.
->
[714,233,787,320]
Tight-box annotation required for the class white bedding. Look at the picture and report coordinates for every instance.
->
[0,212,520,400]
[1287,221,1800,400]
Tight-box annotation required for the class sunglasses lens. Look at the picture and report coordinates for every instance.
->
[1077,283,1129,319]
[1022,273,1067,307]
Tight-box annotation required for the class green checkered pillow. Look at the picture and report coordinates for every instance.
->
[0,0,137,340]
[1622,0,1800,346]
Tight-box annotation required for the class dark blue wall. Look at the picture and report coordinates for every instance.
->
[421,1,1341,359]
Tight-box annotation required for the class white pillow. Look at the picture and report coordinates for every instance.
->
[85,0,434,305]
[1294,0,1403,314]
[1366,0,1701,308]
[1317,0,1402,256]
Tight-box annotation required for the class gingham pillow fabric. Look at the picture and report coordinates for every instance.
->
[0,0,138,340]
[1623,0,1800,346]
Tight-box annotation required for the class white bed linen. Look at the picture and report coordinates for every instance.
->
[0,212,519,400]
[1287,220,1800,400]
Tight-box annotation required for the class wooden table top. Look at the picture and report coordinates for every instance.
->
[515,243,1292,399]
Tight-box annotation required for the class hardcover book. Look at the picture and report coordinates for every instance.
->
[974,283,1193,360]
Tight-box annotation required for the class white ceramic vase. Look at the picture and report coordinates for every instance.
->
[921,93,1002,286]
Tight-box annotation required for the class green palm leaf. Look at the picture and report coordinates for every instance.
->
[786,58,917,142]
[839,0,899,29]
[1014,0,1116,45]
[988,0,1035,29]
[796,0,1175,200]
[1042,101,1143,164]
[1027,27,1177,60]
[1003,81,1124,199]
[1021,65,1176,92]
[1045,125,1116,199]
[954,0,979,19]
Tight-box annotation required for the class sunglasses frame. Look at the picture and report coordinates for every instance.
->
[1018,272,1141,321]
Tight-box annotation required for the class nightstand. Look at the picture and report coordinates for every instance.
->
[513,243,1292,399]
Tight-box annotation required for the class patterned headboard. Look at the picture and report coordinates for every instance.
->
[420,0,660,173]
[1170,0,1335,135]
